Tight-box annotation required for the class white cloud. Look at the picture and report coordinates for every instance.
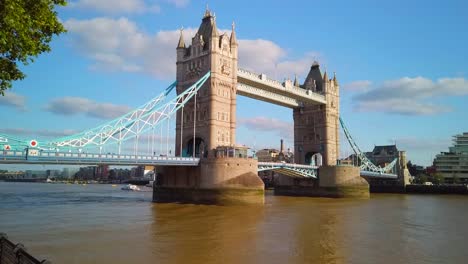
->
[0,128,78,138]
[342,80,372,92]
[44,96,131,119]
[239,39,320,79]
[353,77,468,115]
[64,17,320,81]
[0,92,26,111]
[164,0,190,8]
[69,0,161,14]
[355,98,451,115]
[65,18,197,79]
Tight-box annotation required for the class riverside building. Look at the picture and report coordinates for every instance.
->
[434,132,468,183]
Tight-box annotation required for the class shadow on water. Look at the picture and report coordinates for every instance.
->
[149,202,266,264]
[147,192,359,264]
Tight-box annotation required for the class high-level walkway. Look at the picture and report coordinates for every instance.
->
[237,68,326,108]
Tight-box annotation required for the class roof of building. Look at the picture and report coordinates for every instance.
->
[302,61,323,91]
[371,145,398,156]
[230,21,237,45]
[196,9,218,50]
[257,148,279,153]
[177,29,185,49]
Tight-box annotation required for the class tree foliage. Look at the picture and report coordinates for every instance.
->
[0,0,66,95]
[432,173,445,185]
[413,173,428,184]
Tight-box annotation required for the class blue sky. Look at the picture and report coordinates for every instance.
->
[1,0,467,166]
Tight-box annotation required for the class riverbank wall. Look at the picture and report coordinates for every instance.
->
[0,233,49,264]
[371,184,468,194]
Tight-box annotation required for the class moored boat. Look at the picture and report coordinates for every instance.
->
[121,184,141,191]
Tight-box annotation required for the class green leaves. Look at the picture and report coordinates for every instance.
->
[0,0,67,94]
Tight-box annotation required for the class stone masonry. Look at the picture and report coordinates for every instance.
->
[175,9,238,157]
[293,62,340,166]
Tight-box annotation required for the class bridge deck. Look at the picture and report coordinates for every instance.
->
[237,68,326,108]
[0,151,200,166]
[1,151,398,179]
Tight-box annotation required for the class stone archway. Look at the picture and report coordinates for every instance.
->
[186,137,205,158]
[311,153,323,166]
[305,152,323,166]
[305,152,314,165]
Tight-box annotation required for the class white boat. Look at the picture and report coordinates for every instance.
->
[121,184,141,191]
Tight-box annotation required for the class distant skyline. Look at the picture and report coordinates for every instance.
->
[1,0,467,166]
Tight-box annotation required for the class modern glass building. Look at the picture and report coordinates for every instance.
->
[434,132,468,183]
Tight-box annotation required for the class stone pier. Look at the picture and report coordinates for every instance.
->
[153,157,264,205]
[275,165,369,198]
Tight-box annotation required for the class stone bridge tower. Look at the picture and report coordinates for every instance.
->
[175,9,238,157]
[293,62,340,166]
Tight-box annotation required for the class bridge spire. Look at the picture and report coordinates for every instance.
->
[177,27,185,49]
[230,21,237,45]
[211,16,219,38]
[323,69,328,81]
[204,4,211,18]
[294,74,300,87]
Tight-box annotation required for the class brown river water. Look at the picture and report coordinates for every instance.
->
[0,182,467,264]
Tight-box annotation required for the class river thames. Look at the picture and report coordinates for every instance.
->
[1,182,467,264]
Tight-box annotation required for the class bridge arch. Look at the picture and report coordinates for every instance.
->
[185,137,206,158]
[305,152,323,166]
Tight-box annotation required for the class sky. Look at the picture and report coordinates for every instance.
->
[1,0,468,167]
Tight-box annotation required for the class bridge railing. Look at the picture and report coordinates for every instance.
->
[258,162,319,169]
[0,233,49,264]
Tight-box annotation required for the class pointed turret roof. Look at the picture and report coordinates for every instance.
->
[177,28,185,49]
[294,74,299,87]
[204,5,211,18]
[333,72,338,85]
[323,70,328,81]
[197,8,218,48]
[230,21,237,45]
[303,62,324,91]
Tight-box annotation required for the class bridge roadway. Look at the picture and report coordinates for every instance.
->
[237,68,327,108]
[0,151,397,179]
[0,151,199,166]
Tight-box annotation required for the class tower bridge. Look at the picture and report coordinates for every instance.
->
[0,8,409,204]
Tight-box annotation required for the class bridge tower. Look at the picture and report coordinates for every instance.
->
[175,9,238,157]
[293,62,340,166]
[155,9,263,205]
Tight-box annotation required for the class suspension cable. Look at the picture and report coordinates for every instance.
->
[193,92,197,158]
[340,117,397,173]
[135,121,140,157]
[180,105,184,157]
[118,131,121,155]
[135,135,139,157]
[166,115,170,156]
[151,114,155,156]
[160,123,163,156]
